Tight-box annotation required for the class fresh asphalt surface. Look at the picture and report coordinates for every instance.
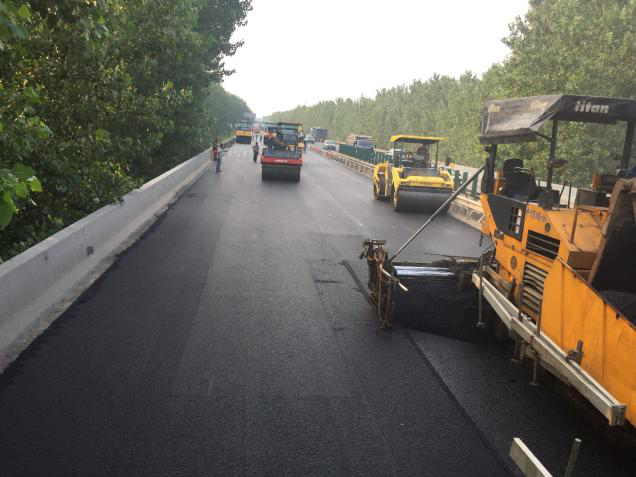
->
[0,144,633,476]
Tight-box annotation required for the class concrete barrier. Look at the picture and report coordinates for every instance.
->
[0,141,232,370]
[448,195,484,230]
[311,145,484,230]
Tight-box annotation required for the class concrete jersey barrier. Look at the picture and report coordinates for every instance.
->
[0,140,233,370]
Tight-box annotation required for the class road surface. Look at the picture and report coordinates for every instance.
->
[0,144,632,476]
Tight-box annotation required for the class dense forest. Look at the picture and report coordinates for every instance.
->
[0,0,252,261]
[270,0,636,188]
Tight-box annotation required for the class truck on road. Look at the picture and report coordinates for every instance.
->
[310,127,328,142]
[347,133,374,150]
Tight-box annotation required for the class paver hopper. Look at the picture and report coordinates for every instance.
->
[361,239,480,337]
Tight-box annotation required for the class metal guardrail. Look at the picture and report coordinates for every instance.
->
[310,146,375,178]
[337,143,393,164]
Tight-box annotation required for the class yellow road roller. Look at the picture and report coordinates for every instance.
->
[235,120,253,144]
[373,135,454,212]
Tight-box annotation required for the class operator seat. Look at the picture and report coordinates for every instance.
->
[501,159,537,201]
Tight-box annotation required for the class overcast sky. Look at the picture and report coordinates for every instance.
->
[222,0,530,117]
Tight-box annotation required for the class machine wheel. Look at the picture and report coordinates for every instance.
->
[378,177,388,200]
[392,189,402,211]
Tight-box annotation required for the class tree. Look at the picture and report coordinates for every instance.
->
[0,1,46,230]
[0,0,253,261]
[269,0,636,185]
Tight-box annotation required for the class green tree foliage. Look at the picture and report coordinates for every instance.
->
[0,0,252,261]
[498,0,636,186]
[270,0,635,186]
[0,2,47,232]
[0,163,42,228]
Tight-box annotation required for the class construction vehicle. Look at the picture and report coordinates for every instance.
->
[362,94,636,429]
[310,127,328,142]
[235,120,253,144]
[261,122,304,182]
[373,135,454,212]
[346,133,374,150]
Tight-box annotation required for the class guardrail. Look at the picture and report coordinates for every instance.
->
[310,145,485,230]
[310,146,375,178]
[0,142,231,370]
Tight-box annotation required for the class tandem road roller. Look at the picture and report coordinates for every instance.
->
[235,120,253,144]
[261,122,304,182]
[362,94,636,430]
[373,135,454,212]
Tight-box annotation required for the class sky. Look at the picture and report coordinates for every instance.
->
[222,0,530,117]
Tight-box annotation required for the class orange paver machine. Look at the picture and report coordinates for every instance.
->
[474,94,636,427]
[362,94,636,429]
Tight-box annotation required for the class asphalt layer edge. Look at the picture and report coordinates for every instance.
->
[402,327,514,475]
[342,257,513,474]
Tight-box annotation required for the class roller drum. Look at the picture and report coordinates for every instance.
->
[393,187,451,213]
[261,165,301,182]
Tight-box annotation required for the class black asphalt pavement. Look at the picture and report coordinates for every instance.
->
[0,144,632,476]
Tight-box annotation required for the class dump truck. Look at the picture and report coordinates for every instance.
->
[362,94,636,429]
[373,135,454,212]
[261,122,303,182]
[310,127,328,142]
[346,133,374,150]
[235,120,253,144]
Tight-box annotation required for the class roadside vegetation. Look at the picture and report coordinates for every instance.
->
[0,0,252,262]
[270,0,636,187]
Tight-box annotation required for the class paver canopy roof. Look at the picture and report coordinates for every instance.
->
[479,95,636,145]
[390,135,446,144]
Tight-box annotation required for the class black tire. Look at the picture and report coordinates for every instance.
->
[380,177,388,200]
[392,189,402,212]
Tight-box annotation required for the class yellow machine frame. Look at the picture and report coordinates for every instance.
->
[476,94,636,426]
